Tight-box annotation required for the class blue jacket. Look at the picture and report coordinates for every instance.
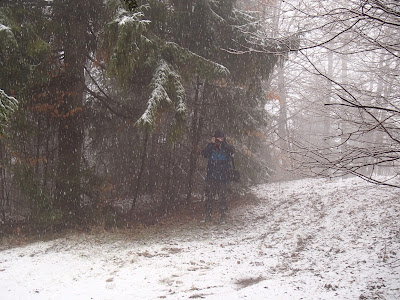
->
[201,140,235,182]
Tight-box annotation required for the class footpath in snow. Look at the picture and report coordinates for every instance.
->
[0,177,399,299]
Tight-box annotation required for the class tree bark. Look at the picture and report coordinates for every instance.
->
[186,77,204,203]
[0,139,6,221]
[277,60,288,153]
[129,128,150,214]
[54,0,86,223]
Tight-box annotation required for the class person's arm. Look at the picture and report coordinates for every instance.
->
[201,143,214,158]
[221,141,235,156]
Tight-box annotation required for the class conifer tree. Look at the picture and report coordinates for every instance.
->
[52,0,104,223]
[0,2,60,226]
[102,0,286,205]
[0,0,106,226]
[0,90,18,134]
[0,0,292,226]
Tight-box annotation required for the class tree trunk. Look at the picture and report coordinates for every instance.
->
[35,118,41,177]
[277,59,288,154]
[186,77,204,203]
[43,115,51,189]
[0,139,6,221]
[323,47,334,140]
[130,128,150,214]
[161,144,173,213]
[54,0,86,223]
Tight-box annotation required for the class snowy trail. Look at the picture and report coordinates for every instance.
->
[0,177,399,299]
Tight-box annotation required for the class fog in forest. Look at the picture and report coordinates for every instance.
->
[1,1,400,299]
[1,0,399,229]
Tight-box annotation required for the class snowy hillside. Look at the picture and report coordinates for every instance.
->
[0,178,399,299]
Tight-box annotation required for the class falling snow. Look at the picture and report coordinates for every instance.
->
[1,177,399,299]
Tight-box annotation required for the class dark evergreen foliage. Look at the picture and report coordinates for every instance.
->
[0,0,289,229]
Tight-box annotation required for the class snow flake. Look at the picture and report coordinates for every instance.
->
[0,178,399,299]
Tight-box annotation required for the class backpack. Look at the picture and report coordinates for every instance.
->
[228,157,240,182]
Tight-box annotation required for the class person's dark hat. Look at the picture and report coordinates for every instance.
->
[214,130,225,138]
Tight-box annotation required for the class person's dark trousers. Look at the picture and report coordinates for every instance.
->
[204,181,227,221]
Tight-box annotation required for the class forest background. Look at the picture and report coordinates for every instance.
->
[0,0,399,232]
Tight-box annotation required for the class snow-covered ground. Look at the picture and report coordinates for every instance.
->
[1,177,399,299]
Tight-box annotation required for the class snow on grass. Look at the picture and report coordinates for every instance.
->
[0,177,399,299]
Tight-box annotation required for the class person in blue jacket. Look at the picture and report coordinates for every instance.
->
[201,130,235,223]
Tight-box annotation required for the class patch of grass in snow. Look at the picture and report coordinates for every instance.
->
[235,276,265,289]
[188,293,208,298]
